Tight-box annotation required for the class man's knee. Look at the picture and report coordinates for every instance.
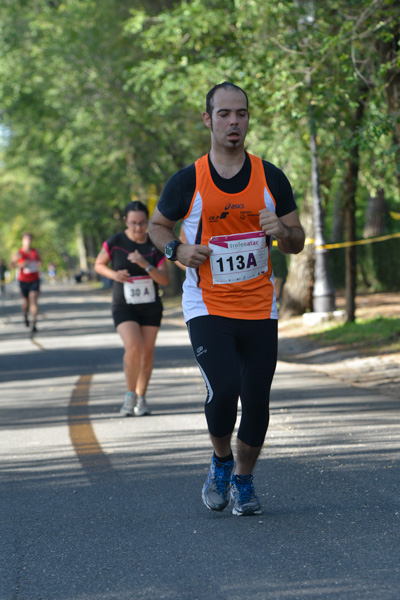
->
[205,391,239,438]
[237,400,269,447]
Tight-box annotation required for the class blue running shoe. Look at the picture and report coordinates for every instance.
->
[202,455,234,511]
[230,474,262,516]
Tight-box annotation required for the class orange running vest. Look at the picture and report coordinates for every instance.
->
[181,153,278,321]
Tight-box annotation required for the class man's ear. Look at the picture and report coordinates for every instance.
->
[202,111,212,129]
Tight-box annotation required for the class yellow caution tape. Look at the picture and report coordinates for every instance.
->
[272,231,400,249]
[315,231,400,250]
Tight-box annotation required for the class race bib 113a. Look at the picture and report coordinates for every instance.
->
[209,231,268,285]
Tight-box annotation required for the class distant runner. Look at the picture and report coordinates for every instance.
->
[0,258,6,295]
[10,232,42,333]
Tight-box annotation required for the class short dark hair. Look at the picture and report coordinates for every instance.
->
[206,82,249,116]
[123,200,149,219]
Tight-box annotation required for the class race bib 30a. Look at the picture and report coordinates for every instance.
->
[123,276,156,304]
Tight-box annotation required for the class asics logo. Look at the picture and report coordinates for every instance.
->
[225,203,244,210]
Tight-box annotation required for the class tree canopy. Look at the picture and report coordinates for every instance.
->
[0,0,399,298]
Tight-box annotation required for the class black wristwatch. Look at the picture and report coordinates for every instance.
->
[165,240,182,261]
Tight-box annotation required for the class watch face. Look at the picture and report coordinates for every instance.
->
[165,244,174,259]
[165,241,180,261]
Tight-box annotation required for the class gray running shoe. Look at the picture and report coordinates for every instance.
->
[120,392,137,416]
[202,455,234,511]
[230,474,262,516]
[134,396,151,416]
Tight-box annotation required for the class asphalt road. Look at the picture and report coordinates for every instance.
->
[0,283,399,600]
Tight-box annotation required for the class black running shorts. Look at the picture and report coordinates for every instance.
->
[112,303,163,328]
[19,280,40,298]
[187,315,278,447]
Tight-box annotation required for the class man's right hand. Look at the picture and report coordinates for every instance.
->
[177,244,212,268]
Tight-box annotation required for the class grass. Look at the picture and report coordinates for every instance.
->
[309,316,400,353]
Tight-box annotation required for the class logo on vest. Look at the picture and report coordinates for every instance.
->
[209,211,229,222]
[240,210,258,220]
[225,203,245,210]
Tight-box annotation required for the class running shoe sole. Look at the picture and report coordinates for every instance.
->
[231,504,262,516]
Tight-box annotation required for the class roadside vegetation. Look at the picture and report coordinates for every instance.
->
[1,0,399,319]
[310,316,400,354]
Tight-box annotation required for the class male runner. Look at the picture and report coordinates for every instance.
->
[149,82,305,516]
[10,233,42,333]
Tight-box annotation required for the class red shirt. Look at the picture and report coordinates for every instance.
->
[17,248,41,283]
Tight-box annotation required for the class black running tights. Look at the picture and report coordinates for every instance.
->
[187,315,278,447]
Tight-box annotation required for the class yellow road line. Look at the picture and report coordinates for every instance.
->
[68,374,113,472]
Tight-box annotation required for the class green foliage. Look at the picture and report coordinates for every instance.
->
[270,247,288,279]
[310,315,400,353]
[0,0,399,284]
[358,239,400,291]
[328,248,346,289]
[327,237,400,292]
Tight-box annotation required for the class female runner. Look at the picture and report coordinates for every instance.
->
[95,201,169,416]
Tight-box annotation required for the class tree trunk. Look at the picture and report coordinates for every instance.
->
[343,90,368,322]
[307,68,335,312]
[76,225,88,271]
[363,188,386,238]
[279,192,314,318]
[344,163,357,323]
[330,189,345,242]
